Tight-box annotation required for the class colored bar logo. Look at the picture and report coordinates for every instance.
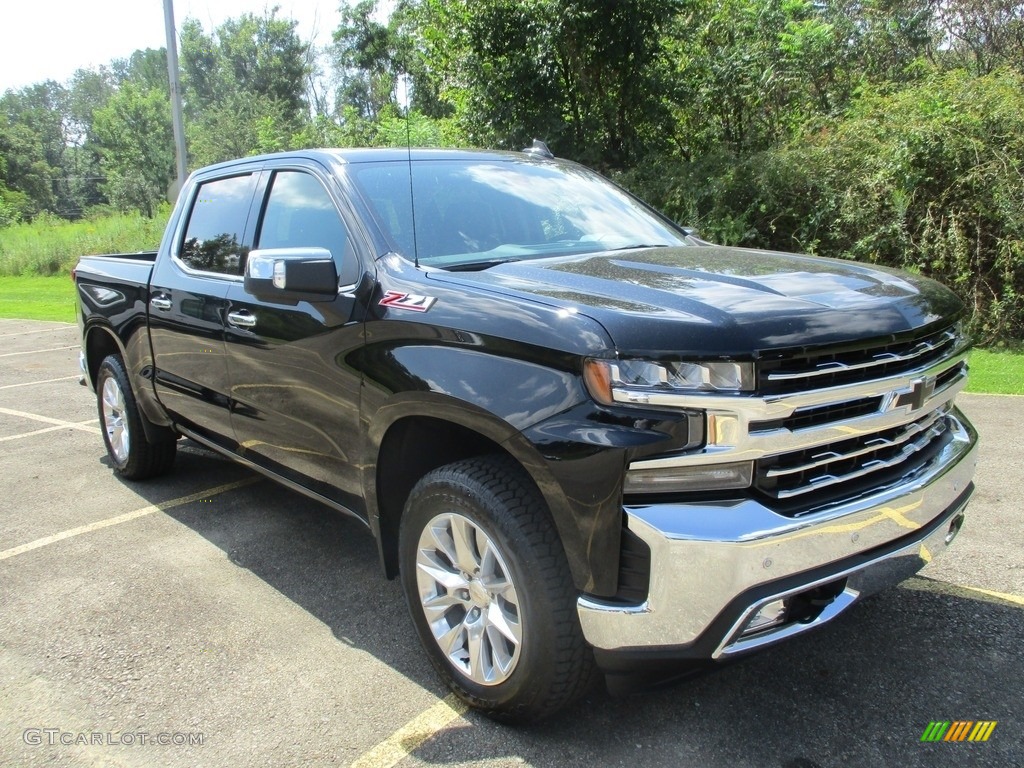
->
[921,721,997,742]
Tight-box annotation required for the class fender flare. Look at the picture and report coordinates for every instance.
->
[363,391,605,592]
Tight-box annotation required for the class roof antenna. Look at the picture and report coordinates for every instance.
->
[397,70,419,268]
[521,139,554,159]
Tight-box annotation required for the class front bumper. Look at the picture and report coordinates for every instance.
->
[578,408,978,659]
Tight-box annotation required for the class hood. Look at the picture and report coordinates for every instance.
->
[427,246,963,355]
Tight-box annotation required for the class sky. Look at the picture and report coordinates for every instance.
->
[0,0,344,93]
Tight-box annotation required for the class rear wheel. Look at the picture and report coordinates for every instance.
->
[96,354,176,480]
[399,456,596,722]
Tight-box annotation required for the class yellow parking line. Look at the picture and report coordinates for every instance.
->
[956,584,1024,606]
[909,576,1024,606]
[350,693,468,768]
[0,478,260,562]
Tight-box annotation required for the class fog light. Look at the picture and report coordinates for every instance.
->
[624,461,753,494]
[743,599,788,636]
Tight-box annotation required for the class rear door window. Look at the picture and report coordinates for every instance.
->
[178,173,257,276]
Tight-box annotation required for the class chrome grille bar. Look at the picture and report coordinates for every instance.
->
[764,409,946,479]
[768,418,949,500]
[766,329,956,383]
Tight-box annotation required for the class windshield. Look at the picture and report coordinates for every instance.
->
[349,158,688,269]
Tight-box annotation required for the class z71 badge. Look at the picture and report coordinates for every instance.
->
[378,290,438,312]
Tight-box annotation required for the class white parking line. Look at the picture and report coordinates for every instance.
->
[0,375,80,390]
[350,693,469,768]
[0,345,79,358]
[0,419,100,442]
[0,324,74,338]
[0,406,100,434]
[0,478,260,562]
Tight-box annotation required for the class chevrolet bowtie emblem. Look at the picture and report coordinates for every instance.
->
[892,377,936,412]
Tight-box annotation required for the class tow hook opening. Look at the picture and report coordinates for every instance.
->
[945,511,966,545]
[741,578,847,638]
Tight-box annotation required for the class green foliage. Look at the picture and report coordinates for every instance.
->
[111,48,169,91]
[412,0,677,168]
[333,0,399,121]
[3,0,1024,343]
[620,69,1024,343]
[180,12,312,166]
[374,109,463,147]
[92,83,174,216]
[0,83,65,217]
[0,206,170,276]
[0,188,31,227]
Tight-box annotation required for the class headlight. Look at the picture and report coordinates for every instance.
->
[584,358,755,405]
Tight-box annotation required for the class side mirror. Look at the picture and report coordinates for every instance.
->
[244,247,338,302]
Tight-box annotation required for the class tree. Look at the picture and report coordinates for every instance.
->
[408,0,677,168]
[112,48,169,91]
[92,83,174,216]
[332,0,397,121]
[0,81,72,216]
[0,121,53,221]
[937,0,1024,74]
[66,67,118,212]
[180,10,313,165]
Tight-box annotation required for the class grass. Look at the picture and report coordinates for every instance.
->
[0,207,169,277]
[0,275,78,322]
[965,349,1024,395]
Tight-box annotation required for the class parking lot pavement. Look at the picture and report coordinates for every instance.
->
[1,318,1021,767]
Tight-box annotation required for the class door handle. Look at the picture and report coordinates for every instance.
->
[227,310,257,328]
[150,295,172,311]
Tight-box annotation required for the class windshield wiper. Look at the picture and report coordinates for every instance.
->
[443,257,522,272]
[605,243,673,251]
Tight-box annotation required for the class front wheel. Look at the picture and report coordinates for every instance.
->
[399,456,596,722]
[96,354,176,480]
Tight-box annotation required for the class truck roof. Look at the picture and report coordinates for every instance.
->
[194,147,555,175]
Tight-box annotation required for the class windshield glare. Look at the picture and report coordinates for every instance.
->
[350,159,688,268]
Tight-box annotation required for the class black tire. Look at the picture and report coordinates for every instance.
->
[399,455,597,722]
[96,354,176,480]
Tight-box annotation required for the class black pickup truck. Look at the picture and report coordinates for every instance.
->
[75,148,978,721]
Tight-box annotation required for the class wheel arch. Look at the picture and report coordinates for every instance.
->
[84,321,176,442]
[367,396,593,592]
[83,322,126,390]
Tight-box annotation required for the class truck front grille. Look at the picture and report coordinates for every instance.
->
[759,324,960,395]
[755,407,953,510]
[750,322,966,514]
[623,321,969,517]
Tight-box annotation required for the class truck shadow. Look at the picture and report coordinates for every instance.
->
[152,440,436,687]
[154,441,1022,767]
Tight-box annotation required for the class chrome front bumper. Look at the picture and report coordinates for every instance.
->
[578,408,978,658]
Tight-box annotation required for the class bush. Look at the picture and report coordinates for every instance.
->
[620,69,1024,343]
[0,205,171,276]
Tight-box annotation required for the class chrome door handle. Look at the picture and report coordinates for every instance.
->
[150,295,172,311]
[227,310,257,328]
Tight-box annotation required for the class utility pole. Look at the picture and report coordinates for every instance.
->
[163,0,188,201]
